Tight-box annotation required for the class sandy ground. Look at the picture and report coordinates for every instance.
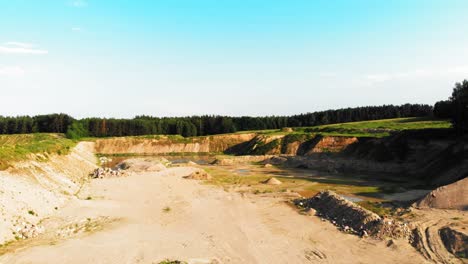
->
[0,166,428,264]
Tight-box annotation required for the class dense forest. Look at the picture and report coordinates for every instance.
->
[0,104,432,138]
[0,114,73,135]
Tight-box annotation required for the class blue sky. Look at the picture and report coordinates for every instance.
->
[1,0,468,118]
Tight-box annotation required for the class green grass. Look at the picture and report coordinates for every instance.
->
[203,165,388,201]
[295,117,451,137]
[0,133,76,170]
[357,201,393,216]
[231,117,452,138]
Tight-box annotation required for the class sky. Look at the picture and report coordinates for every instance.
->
[1,0,468,118]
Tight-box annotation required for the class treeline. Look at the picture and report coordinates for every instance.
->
[0,114,73,134]
[434,79,468,135]
[0,104,432,138]
[69,104,432,138]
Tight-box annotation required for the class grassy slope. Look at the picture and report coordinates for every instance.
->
[0,133,76,170]
[97,117,451,141]
[249,117,452,138]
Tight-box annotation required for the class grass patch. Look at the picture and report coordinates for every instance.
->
[0,133,76,170]
[203,165,386,201]
[296,117,451,137]
[357,201,393,216]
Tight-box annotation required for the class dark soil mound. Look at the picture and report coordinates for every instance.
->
[440,227,468,259]
[295,191,411,239]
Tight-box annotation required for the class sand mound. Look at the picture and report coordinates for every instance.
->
[187,161,198,166]
[263,177,282,185]
[116,158,166,172]
[183,169,212,180]
[415,177,468,210]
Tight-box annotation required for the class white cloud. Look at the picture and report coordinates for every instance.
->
[4,42,33,48]
[0,66,25,76]
[0,42,48,55]
[71,27,82,32]
[69,0,87,7]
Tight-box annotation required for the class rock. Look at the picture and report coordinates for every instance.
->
[306,208,317,216]
[264,163,273,168]
[361,230,369,237]
[184,169,212,180]
[262,177,282,185]
[386,239,398,249]
[92,167,125,178]
[15,223,44,239]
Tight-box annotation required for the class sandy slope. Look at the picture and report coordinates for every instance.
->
[0,142,96,244]
[0,166,427,264]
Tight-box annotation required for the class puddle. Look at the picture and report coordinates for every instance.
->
[234,169,250,175]
[341,195,364,203]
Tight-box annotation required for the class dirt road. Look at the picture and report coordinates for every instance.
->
[0,166,427,264]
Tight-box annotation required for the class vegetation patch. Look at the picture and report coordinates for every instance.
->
[357,201,393,216]
[203,165,389,202]
[298,117,451,138]
[249,138,281,155]
[0,133,76,170]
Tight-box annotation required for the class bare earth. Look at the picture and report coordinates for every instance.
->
[0,167,428,264]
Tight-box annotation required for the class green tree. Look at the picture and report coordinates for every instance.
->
[66,122,89,139]
[450,80,468,135]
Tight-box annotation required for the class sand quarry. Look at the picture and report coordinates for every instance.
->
[0,142,466,264]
